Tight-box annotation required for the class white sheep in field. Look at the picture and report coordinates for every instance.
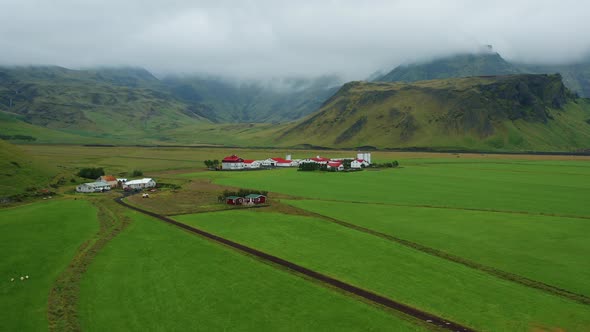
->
[10,278,14,282]
[25,275,29,279]
[20,277,24,281]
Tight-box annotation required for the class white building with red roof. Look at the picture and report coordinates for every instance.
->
[327,161,344,171]
[243,159,261,169]
[222,155,245,170]
[271,157,293,167]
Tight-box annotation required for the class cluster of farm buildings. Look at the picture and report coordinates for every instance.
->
[221,153,372,171]
[76,176,157,193]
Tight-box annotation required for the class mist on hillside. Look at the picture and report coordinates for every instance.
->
[1,0,589,82]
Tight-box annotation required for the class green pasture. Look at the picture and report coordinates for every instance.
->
[285,199,590,297]
[79,211,424,332]
[180,159,590,217]
[0,200,99,331]
[175,210,590,331]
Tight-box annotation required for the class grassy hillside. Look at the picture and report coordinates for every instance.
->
[0,140,54,197]
[276,74,590,151]
[0,66,340,135]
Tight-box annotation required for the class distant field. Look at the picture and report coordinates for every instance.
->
[78,211,424,331]
[179,159,590,217]
[0,200,98,331]
[285,199,590,297]
[174,210,590,331]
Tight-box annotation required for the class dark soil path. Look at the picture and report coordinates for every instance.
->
[115,196,476,332]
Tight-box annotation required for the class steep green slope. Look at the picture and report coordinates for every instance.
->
[0,66,209,142]
[378,52,519,82]
[0,140,54,197]
[277,74,590,151]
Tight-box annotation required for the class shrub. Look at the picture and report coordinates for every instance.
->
[78,167,105,179]
[132,170,143,177]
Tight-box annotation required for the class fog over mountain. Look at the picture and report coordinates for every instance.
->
[1,0,589,81]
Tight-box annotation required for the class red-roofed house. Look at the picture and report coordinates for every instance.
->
[222,155,245,170]
[243,159,261,169]
[97,175,118,188]
[327,161,344,171]
[271,157,293,167]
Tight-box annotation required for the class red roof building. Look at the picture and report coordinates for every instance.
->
[222,155,244,163]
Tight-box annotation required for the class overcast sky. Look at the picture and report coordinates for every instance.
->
[1,0,589,80]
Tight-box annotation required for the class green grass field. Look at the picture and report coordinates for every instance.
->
[179,159,590,217]
[2,145,590,331]
[284,199,590,297]
[79,211,425,331]
[174,210,590,331]
[0,200,99,331]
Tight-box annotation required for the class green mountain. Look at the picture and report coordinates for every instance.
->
[0,66,340,142]
[276,74,590,151]
[378,51,520,82]
[377,51,590,98]
[0,66,209,142]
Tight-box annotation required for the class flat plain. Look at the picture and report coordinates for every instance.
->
[2,145,590,331]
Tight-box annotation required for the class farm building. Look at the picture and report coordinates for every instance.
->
[309,156,330,164]
[222,155,245,170]
[327,161,344,171]
[351,159,369,168]
[97,175,118,188]
[124,178,157,190]
[244,194,267,204]
[76,181,111,193]
[226,196,244,205]
[271,157,293,167]
[243,159,261,169]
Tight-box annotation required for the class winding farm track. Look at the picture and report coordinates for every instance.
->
[115,197,476,332]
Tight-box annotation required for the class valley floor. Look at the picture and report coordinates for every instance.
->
[2,145,590,331]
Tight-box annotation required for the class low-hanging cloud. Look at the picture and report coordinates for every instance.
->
[1,0,589,80]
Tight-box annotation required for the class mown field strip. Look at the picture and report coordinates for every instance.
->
[115,197,475,332]
[317,198,590,220]
[284,202,590,305]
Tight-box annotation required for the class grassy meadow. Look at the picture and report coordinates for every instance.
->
[174,210,590,331]
[79,211,424,331]
[2,144,590,331]
[0,200,99,331]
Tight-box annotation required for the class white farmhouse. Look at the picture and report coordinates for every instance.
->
[243,159,261,169]
[222,155,245,170]
[76,182,111,193]
[124,178,157,190]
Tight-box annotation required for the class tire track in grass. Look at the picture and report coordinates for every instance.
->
[280,201,590,306]
[115,197,476,332]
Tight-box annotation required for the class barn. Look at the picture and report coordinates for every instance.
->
[244,194,267,204]
[97,175,118,188]
[226,196,244,205]
[243,159,261,169]
[271,157,293,167]
[76,182,111,193]
[124,178,157,190]
[327,161,344,171]
[222,155,245,170]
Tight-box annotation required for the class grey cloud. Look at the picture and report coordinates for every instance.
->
[0,0,589,80]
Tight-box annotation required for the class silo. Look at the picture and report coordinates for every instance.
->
[286,154,292,161]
